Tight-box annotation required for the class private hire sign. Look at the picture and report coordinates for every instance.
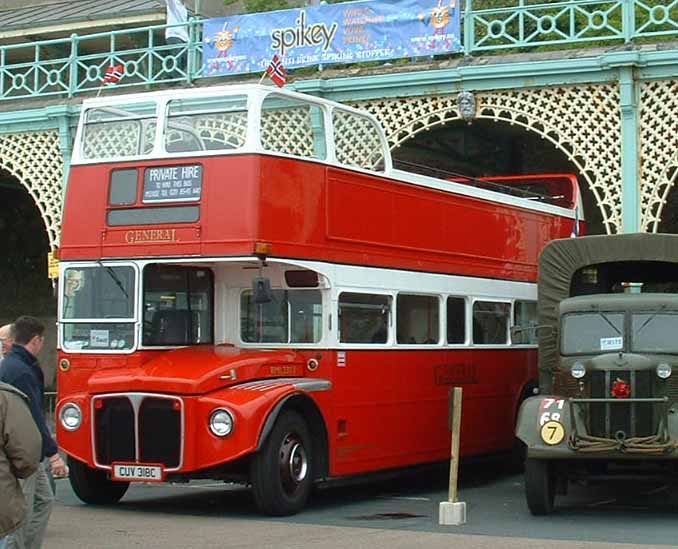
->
[202,0,461,77]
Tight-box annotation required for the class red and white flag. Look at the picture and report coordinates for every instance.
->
[265,54,287,88]
[103,64,125,85]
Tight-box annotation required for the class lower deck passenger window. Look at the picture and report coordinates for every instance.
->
[338,293,390,343]
[397,294,439,344]
[142,265,214,346]
[513,300,538,344]
[447,297,466,344]
[473,301,510,344]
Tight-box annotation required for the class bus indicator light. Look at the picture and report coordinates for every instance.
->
[254,242,272,257]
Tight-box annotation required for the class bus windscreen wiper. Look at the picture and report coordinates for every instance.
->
[98,262,129,300]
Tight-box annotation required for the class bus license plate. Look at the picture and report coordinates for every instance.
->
[112,463,164,483]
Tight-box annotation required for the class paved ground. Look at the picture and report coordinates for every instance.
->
[46,460,678,548]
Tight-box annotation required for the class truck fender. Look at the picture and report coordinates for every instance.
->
[516,395,573,450]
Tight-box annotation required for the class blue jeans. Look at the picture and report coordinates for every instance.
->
[0,536,7,549]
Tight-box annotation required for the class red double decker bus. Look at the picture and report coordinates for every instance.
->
[56,84,583,515]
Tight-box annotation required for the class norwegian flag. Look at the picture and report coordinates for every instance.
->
[265,54,287,88]
[103,64,124,85]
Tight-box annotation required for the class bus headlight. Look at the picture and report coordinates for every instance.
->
[571,362,586,379]
[60,403,82,431]
[657,363,672,379]
[209,409,234,437]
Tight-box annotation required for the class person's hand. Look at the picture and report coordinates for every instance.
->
[49,453,69,479]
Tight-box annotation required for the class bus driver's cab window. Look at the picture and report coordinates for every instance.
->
[142,265,214,346]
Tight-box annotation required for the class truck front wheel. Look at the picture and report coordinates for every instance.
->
[250,410,313,516]
[68,456,129,504]
[525,458,556,515]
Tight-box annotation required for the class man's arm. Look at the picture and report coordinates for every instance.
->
[3,392,41,478]
[10,372,58,458]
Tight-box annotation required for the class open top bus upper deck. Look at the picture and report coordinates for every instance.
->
[61,84,582,281]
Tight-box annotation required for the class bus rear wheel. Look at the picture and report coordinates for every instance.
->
[250,410,313,516]
[68,456,129,504]
[525,458,556,515]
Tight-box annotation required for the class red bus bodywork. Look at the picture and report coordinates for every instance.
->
[56,85,583,514]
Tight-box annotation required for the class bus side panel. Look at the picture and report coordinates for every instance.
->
[328,348,536,477]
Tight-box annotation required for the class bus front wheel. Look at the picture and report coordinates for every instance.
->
[250,410,313,516]
[68,456,129,504]
[525,458,556,515]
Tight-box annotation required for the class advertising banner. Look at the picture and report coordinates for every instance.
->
[202,0,461,77]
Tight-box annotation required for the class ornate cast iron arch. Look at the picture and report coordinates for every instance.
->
[0,131,64,250]
[354,84,623,234]
[639,79,678,233]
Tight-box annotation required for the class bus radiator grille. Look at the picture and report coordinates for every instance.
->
[139,398,181,468]
[94,395,181,469]
[94,397,135,465]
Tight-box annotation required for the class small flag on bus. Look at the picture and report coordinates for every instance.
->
[265,54,287,88]
[103,64,125,85]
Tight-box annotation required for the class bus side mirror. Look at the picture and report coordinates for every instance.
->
[253,277,272,304]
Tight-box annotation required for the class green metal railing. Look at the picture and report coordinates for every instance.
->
[0,0,676,103]
[465,0,678,51]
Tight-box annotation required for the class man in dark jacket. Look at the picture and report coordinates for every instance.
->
[0,317,67,549]
[0,382,41,548]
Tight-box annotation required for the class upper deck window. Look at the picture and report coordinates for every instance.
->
[261,95,327,160]
[82,103,157,160]
[164,95,248,153]
[332,110,385,172]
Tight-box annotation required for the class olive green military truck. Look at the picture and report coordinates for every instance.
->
[516,233,678,515]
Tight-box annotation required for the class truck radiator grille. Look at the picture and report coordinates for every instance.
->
[93,394,182,469]
[588,370,655,438]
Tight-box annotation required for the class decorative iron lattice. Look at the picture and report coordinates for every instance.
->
[332,110,385,171]
[261,108,316,158]
[166,112,247,151]
[0,131,63,250]
[353,84,623,234]
[83,120,155,159]
[639,79,678,233]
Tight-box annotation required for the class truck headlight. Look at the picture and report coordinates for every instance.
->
[60,403,82,431]
[571,362,586,379]
[657,363,672,379]
[209,409,234,437]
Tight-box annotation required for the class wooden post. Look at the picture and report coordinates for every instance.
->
[448,386,463,503]
[439,386,466,525]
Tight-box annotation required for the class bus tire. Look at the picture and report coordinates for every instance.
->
[524,458,555,515]
[250,410,313,516]
[68,456,129,505]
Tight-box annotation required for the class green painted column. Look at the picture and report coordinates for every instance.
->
[619,66,640,233]
[46,106,77,203]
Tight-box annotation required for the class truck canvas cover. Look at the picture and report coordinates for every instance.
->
[537,233,678,387]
